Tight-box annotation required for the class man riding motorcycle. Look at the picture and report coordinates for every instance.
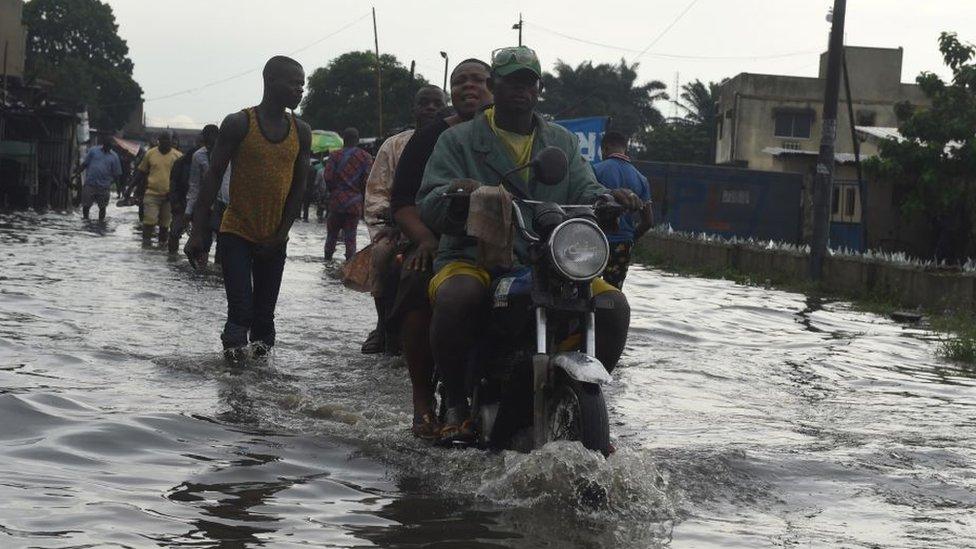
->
[416,46,642,443]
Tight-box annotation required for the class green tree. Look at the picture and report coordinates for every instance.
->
[639,79,724,165]
[676,79,722,128]
[865,32,976,262]
[23,0,143,131]
[302,51,430,137]
[638,122,712,165]
[539,59,668,138]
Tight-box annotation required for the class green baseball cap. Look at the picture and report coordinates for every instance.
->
[491,46,542,79]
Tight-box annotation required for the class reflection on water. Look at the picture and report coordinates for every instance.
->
[1,205,975,548]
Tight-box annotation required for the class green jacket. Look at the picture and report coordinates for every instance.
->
[418,110,607,271]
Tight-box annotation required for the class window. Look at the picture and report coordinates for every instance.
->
[774,111,813,139]
[855,110,876,126]
[831,182,862,223]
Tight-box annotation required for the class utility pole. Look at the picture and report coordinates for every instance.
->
[808,0,847,280]
[2,41,8,105]
[372,7,383,138]
[842,49,867,249]
[673,72,680,118]
[512,13,523,46]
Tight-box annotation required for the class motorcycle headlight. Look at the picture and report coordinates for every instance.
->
[548,218,609,281]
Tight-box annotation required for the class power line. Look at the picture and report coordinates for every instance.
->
[636,0,701,58]
[97,11,371,110]
[287,11,371,57]
[523,20,816,61]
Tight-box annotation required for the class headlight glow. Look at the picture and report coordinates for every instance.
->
[548,218,610,281]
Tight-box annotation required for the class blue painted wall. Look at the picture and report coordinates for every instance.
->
[632,161,804,244]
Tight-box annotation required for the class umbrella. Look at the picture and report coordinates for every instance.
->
[311,130,343,154]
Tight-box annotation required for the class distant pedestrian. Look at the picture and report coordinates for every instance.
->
[75,133,122,222]
[184,55,311,362]
[323,127,372,261]
[593,131,654,289]
[301,154,323,222]
[134,133,182,244]
[167,133,204,253]
[313,155,328,221]
[183,124,231,264]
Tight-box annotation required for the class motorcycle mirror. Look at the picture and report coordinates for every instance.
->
[532,147,568,186]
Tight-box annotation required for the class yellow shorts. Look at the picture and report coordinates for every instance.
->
[428,260,617,303]
[142,193,172,227]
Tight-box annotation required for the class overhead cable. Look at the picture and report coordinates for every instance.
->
[97,11,371,109]
[523,20,816,61]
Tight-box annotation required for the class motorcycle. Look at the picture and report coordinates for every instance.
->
[439,147,628,456]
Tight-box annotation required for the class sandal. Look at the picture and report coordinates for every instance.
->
[411,413,441,440]
[438,418,477,445]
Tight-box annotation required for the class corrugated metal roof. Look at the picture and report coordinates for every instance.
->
[854,126,904,141]
[855,125,965,154]
[761,147,873,164]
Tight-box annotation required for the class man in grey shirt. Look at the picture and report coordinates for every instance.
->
[185,124,231,265]
[75,133,122,221]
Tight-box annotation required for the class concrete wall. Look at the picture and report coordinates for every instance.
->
[715,46,929,170]
[638,232,976,312]
[0,0,27,79]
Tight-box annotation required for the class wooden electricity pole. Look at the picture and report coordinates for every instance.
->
[372,7,383,138]
[809,0,847,280]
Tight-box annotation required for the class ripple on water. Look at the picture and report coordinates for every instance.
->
[3,207,976,548]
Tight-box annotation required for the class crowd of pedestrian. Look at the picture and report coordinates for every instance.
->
[74,48,654,443]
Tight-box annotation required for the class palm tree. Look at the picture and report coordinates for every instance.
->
[677,79,727,124]
[540,59,669,138]
[674,79,727,163]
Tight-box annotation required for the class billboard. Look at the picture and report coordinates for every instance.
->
[554,116,608,163]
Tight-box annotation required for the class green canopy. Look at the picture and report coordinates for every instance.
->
[311,130,343,154]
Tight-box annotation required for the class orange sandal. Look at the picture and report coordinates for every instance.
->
[438,418,477,445]
[411,413,441,440]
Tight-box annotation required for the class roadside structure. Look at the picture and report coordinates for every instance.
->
[0,0,82,211]
[715,46,929,252]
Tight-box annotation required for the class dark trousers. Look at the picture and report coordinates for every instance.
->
[219,232,287,349]
[325,211,359,260]
[168,211,186,253]
[602,241,634,290]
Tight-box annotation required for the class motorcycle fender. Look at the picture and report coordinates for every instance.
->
[551,352,612,385]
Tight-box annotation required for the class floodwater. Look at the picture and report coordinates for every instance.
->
[1,204,974,549]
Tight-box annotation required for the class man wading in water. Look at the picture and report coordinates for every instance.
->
[185,56,311,362]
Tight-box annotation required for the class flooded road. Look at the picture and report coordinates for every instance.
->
[1,205,974,548]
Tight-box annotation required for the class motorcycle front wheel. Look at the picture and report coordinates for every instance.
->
[547,376,610,456]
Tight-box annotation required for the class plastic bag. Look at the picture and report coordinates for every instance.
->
[341,244,373,293]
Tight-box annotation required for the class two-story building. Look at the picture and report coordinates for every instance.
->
[715,46,929,250]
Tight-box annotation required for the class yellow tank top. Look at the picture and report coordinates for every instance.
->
[220,107,299,243]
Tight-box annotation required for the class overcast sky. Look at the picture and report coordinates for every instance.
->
[103,0,971,130]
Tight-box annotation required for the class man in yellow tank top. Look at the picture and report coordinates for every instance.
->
[185,56,312,363]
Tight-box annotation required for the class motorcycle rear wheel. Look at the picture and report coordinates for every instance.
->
[547,377,610,456]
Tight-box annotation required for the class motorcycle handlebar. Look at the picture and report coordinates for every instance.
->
[444,191,627,243]
[445,190,541,243]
